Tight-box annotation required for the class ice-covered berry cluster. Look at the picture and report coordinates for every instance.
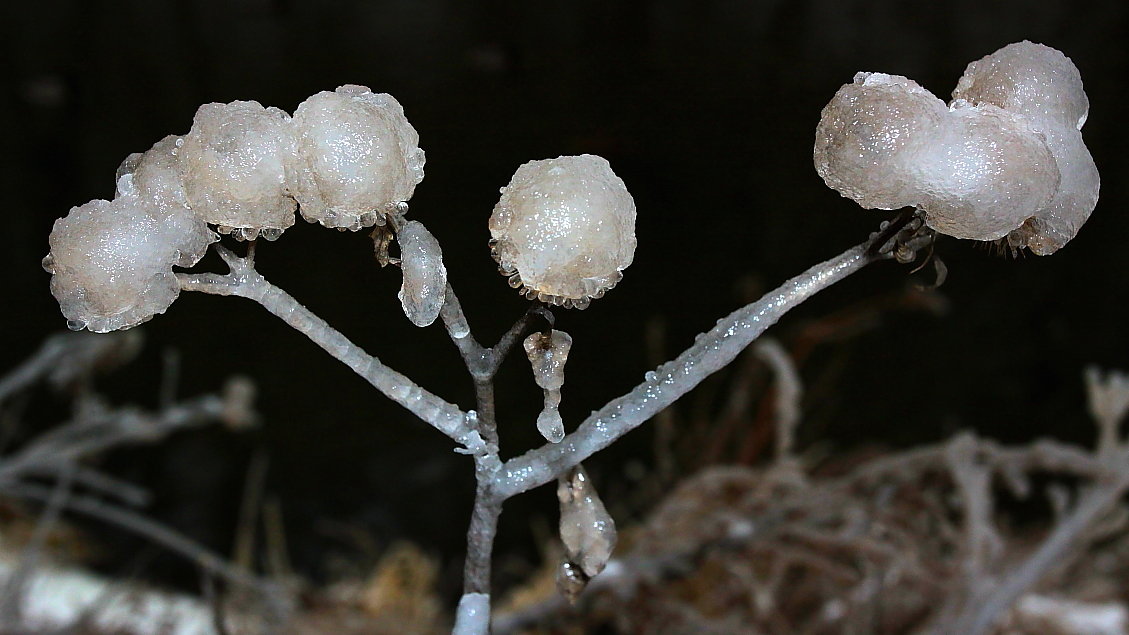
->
[45,86,425,332]
[815,41,1098,254]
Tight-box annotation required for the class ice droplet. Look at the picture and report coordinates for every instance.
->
[557,464,617,579]
[396,221,447,327]
[525,330,574,443]
[537,408,565,444]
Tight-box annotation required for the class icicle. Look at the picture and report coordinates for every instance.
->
[556,464,617,603]
[397,221,447,327]
[524,330,573,443]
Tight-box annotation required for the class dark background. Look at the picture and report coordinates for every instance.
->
[2,0,1127,603]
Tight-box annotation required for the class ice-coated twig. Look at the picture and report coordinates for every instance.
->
[496,238,883,498]
[177,245,487,454]
[7,482,287,609]
[0,464,75,627]
[0,393,238,484]
[944,433,1002,583]
[0,331,142,406]
[1084,366,1129,459]
[753,338,803,464]
[934,449,1129,635]
[929,370,1129,635]
[453,592,491,635]
[440,283,486,372]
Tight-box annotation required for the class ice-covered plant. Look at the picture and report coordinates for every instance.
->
[43,41,1098,634]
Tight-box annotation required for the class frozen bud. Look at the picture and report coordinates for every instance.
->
[116,135,217,266]
[557,464,616,579]
[490,155,636,309]
[953,41,1089,131]
[45,194,209,333]
[814,73,948,210]
[525,330,573,443]
[396,221,447,327]
[1004,125,1100,255]
[117,135,189,208]
[287,85,425,231]
[915,102,1059,241]
[180,100,296,240]
[954,41,1099,255]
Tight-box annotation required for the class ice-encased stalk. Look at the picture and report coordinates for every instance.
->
[397,221,447,327]
[524,329,573,443]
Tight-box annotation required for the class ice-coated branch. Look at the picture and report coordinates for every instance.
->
[935,452,1129,635]
[9,482,282,602]
[440,283,488,375]
[0,391,243,485]
[753,338,803,463]
[178,246,486,453]
[496,239,881,498]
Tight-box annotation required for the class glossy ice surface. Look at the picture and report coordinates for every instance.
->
[287,85,425,231]
[815,42,1097,251]
[489,155,636,305]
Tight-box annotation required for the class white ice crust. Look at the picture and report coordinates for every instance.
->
[815,42,1097,252]
[287,85,425,231]
[180,101,296,240]
[45,193,215,333]
[952,41,1099,254]
[489,155,636,307]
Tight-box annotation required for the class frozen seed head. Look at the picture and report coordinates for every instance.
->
[815,41,1097,252]
[287,85,425,231]
[397,221,447,327]
[953,41,1089,131]
[489,155,636,309]
[180,100,296,241]
[115,135,217,265]
[45,193,215,333]
[116,135,190,208]
[953,41,1099,255]
[814,73,948,211]
[914,102,1059,241]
